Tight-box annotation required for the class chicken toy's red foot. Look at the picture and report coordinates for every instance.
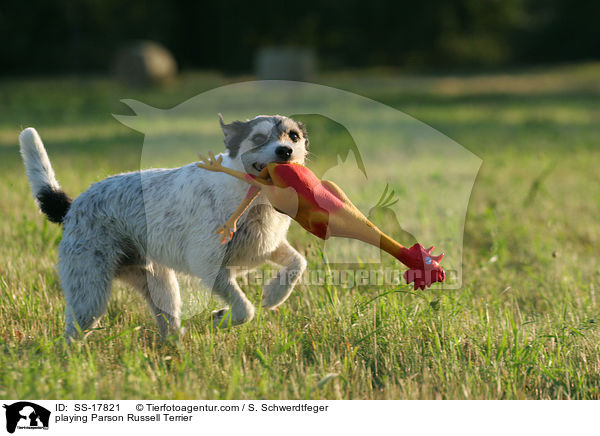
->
[197,152,445,289]
[401,244,445,290]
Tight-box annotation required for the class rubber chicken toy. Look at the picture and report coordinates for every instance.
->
[197,152,445,289]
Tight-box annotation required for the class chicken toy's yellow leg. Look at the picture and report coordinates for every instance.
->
[216,186,260,244]
[197,152,271,186]
[197,152,271,243]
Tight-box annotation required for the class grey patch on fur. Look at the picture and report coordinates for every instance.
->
[219,114,308,158]
[238,116,309,174]
[296,121,309,149]
[219,114,260,158]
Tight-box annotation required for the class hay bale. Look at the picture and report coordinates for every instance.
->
[113,41,177,86]
[255,47,316,81]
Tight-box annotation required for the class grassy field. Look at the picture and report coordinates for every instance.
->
[0,64,599,399]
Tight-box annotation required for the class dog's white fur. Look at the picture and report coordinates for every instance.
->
[19,115,308,339]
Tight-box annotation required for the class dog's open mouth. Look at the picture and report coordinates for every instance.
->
[252,162,266,172]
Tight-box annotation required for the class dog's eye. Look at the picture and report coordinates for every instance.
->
[252,134,267,145]
[289,130,299,142]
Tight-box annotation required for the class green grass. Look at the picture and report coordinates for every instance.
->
[1,64,599,399]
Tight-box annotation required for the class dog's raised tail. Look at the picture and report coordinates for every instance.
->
[19,128,72,224]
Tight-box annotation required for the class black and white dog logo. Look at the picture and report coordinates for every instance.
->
[2,402,50,433]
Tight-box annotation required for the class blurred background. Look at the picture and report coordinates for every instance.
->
[2,0,599,78]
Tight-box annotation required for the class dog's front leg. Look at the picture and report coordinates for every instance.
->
[263,240,307,309]
[210,268,256,328]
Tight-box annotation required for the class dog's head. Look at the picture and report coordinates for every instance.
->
[219,114,309,175]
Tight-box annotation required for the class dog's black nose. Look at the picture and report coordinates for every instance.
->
[275,146,293,160]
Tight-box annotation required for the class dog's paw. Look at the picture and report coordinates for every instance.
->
[210,304,255,328]
[262,279,294,309]
[210,308,231,328]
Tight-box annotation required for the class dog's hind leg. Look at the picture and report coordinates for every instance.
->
[262,240,307,309]
[59,250,115,340]
[118,263,182,338]
[208,268,255,328]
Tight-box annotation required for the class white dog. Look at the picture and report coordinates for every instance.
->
[19,115,309,339]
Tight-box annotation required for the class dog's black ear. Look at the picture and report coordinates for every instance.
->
[296,121,309,149]
[218,113,245,142]
[218,113,250,158]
